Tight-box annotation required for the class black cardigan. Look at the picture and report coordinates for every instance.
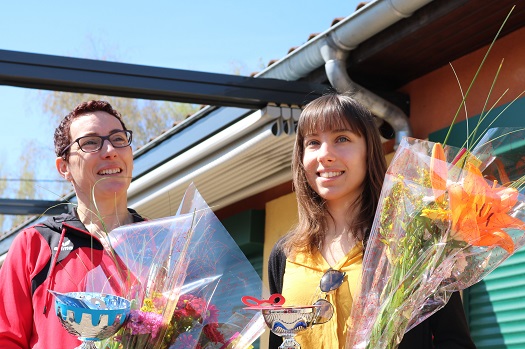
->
[268,242,477,349]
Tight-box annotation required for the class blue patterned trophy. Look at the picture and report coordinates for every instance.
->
[243,294,330,349]
[51,291,130,349]
[261,306,318,349]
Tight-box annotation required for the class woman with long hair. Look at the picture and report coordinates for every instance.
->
[268,93,476,349]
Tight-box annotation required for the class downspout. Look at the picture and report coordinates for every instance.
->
[257,0,435,146]
[320,37,410,146]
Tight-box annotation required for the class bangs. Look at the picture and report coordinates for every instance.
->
[298,104,362,138]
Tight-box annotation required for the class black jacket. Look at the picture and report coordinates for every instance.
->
[268,242,477,349]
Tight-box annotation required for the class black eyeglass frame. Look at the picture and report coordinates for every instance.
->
[60,130,133,158]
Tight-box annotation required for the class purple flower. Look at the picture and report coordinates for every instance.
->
[127,310,164,338]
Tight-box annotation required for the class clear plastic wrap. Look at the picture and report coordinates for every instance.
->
[85,183,265,349]
[346,128,525,349]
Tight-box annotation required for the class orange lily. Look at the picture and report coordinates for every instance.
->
[430,142,447,205]
[424,143,522,254]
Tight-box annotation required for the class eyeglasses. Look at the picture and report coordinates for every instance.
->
[60,130,133,157]
[313,268,346,324]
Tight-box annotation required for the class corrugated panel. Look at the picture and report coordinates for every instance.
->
[466,248,525,349]
[127,105,298,216]
[136,135,292,216]
[129,121,296,219]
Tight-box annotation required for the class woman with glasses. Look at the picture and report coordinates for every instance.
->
[268,93,476,349]
[0,100,146,348]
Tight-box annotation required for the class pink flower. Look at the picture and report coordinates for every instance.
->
[204,303,219,324]
[176,294,208,322]
[203,323,225,343]
[172,333,200,349]
[152,295,167,309]
[128,310,163,338]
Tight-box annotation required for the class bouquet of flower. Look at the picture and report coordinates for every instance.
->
[343,7,525,347]
[116,292,225,348]
[345,128,525,349]
[83,183,265,349]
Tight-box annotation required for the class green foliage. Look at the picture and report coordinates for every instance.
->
[0,91,199,234]
[39,91,199,150]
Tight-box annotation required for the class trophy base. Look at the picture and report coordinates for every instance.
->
[279,336,302,349]
[75,340,98,349]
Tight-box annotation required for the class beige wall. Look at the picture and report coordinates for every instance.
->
[259,192,298,348]
[263,192,298,287]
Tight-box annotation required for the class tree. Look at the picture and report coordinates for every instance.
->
[0,35,259,234]
[40,92,198,151]
[0,140,53,232]
[0,92,199,233]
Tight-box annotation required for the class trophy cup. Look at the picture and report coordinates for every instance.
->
[51,291,131,349]
[242,294,330,349]
[261,305,317,349]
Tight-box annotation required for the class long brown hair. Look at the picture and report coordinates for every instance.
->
[282,93,387,256]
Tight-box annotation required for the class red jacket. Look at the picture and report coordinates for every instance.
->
[0,210,144,348]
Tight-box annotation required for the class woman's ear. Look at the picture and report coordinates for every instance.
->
[56,157,71,181]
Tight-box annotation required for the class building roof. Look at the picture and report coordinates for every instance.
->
[128,0,525,219]
[343,0,525,91]
[1,0,524,258]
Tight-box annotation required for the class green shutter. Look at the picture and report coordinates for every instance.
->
[429,96,525,348]
[221,209,265,278]
[429,97,525,148]
[221,210,265,349]
[466,249,525,349]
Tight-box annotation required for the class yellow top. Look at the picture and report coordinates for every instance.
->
[281,243,363,349]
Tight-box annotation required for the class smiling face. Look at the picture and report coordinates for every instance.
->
[302,126,367,209]
[56,111,133,206]
[289,94,387,250]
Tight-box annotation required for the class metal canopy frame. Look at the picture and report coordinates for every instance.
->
[0,199,70,216]
[0,49,327,109]
[0,49,329,215]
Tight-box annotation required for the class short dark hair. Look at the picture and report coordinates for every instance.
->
[54,100,127,159]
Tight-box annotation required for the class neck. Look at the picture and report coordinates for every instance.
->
[76,200,132,236]
[320,202,360,266]
[320,227,357,267]
[326,201,358,236]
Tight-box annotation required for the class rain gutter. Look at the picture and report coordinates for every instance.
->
[257,0,435,146]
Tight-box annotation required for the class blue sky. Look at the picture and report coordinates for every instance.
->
[0,0,362,192]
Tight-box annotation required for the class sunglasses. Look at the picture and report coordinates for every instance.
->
[313,268,346,324]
